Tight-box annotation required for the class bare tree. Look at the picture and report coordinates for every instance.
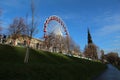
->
[66,37,81,55]
[44,33,54,51]
[84,43,98,60]
[63,35,72,54]
[55,35,70,53]
[105,52,119,65]
[8,17,27,45]
[0,8,2,33]
[24,0,39,63]
[101,50,105,63]
[73,45,81,55]
[43,33,72,53]
[44,33,62,52]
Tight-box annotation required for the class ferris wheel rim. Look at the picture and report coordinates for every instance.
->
[43,15,69,39]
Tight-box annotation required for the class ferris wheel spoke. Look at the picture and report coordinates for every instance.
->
[44,15,69,40]
[47,23,58,34]
[47,23,59,34]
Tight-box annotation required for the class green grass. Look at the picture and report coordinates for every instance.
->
[0,44,107,80]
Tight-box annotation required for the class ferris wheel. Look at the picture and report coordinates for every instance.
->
[43,15,69,39]
[43,15,69,52]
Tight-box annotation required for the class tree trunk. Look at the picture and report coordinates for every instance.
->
[24,46,29,63]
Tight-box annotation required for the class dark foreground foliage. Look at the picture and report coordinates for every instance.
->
[0,44,107,80]
[116,66,120,70]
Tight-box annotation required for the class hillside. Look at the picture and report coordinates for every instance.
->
[0,44,107,80]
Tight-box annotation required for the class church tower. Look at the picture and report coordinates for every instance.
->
[88,28,93,44]
[84,28,98,60]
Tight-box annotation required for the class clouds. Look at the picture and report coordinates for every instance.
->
[104,14,120,23]
[0,0,29,8]
[92,12,120,55]
[93,11,120,24]
[94,13,120,36]
[0,0,30,17]
[97,24,120,36]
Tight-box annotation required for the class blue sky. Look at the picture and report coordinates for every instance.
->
[0,0,120,55]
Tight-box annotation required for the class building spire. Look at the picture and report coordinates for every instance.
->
[88,28,93,44]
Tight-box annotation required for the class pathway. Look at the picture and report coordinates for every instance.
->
[94,64,120,80]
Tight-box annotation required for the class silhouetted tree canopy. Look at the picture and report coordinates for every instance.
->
[105,52,119,65]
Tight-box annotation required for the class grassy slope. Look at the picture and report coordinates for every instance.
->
[0,44,107,80]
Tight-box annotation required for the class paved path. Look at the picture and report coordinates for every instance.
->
[94,64,120,80]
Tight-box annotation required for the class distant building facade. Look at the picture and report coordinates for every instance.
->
[6,35,43,49]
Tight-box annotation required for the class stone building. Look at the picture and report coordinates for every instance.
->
[6,35,43,49]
